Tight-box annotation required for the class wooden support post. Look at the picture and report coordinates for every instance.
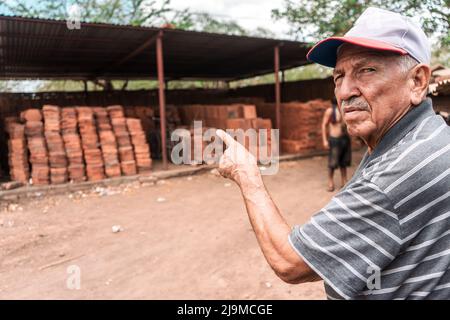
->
[156,31,168,170]
[274,45,281,130]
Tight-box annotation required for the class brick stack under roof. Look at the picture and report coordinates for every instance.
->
[43,105,68,184]
[61,107,86,182]
[95,107,121,178]
[126,118,152,173]
[108,105,137,176]
[5,105,153,185]
[77,107,105,181]
[5,117,29,183]
[22,109,50,185]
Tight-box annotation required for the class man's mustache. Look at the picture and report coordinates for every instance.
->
[341,97,370,111]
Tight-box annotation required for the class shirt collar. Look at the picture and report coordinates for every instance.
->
[353,98,435,179]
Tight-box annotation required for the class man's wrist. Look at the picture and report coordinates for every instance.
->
[239,169,264,193]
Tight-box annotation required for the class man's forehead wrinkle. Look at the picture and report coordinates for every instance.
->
[335,52,387,74]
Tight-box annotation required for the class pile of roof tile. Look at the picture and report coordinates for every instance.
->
[256,99,330,154]
[77,107,105,181]
[22,109,50,185]
[95,107,121,178]
[5,104,154,185]
[126,118,152,173]
[5,117,29,183]
[108,105,137,176]
[177,104,273,161]
[62,107,85,182]
[43,105,68,184]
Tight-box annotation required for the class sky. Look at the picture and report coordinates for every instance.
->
[167,0,291,38]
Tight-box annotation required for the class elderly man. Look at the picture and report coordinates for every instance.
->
[216,7,450,300]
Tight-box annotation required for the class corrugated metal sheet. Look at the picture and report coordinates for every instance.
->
[430,79,450,96]
[0,15,311,80]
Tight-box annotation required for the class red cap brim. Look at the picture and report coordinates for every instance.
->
[307,36,408,68]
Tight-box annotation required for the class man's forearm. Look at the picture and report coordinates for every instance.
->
[322,125,328,144]
[215,129,318,283]
[238,174,313,282]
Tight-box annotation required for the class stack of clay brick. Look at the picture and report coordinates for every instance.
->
[95,107,121,178]
[126,118,152,173]
[5,105,154,185]
[108,105,136,176]
[176,104,273,161]
[124,106,155,134]
[251,118,273,161]
[256,99,330,154]
[280,99,330,153]
[61,107,85,182]
[77,107,105,181]
[43,105,68,184]
[4,117,29,183]
[22,109,50,185]
[178,103,262,130]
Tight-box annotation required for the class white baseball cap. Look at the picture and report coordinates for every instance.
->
[307,7,431,67]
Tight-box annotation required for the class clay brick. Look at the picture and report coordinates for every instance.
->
[107,105,125,119]
[68,165,86,182]
[61,107,78,133]
[121,160,137,176]
[118,146,135,162]
[115,132,132,147]
[241,105,257,119]
[225,118,253,130]
[20,109,42,122]
[25,121,44,137]
[104,163,121,177]
[86,164,105,181]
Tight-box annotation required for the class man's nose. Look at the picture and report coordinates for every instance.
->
[336,75,361,102]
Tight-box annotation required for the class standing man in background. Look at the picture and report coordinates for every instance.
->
[322,100,352,191]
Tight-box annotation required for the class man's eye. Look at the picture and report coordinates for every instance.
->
[361,67,376,73]
[334,75,343,82]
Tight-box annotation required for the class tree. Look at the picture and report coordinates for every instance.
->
[272,0,449,52]
[0,0,274,37]
[166,11,275,38]
[0,0,172,26]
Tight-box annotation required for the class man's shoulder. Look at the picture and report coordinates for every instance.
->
[324,107,333,116]
[359,115,449,198]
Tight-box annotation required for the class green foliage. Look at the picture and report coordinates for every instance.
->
[0,0,172,26]
[272,0,449,46]
[229,64,333,88]
[0,0,275,37]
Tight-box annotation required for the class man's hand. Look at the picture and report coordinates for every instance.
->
[216,129,261,187]
[215,129,319,284]
[323,140,329,149]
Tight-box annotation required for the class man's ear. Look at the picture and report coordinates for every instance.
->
[409,63,431,105]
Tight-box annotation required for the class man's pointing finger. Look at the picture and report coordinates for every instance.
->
[216,129,236,147]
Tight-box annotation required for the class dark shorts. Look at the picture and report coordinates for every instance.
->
[328,136,351,169]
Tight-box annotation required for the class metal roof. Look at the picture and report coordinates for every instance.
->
[0,15,311,81]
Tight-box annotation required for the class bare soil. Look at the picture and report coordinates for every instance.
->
[0,149,365,299]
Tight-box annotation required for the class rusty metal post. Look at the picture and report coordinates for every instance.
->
[274,45,281,130]
[156,31,168,170]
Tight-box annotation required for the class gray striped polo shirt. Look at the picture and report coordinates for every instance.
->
[289,98,450,300]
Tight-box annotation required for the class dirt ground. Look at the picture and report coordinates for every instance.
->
[0,149,365,300]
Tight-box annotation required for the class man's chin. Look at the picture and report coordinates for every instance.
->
[347,124,366,138]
